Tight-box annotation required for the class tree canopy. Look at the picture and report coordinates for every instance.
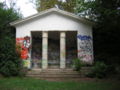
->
[35,0,76,13]
[0,2,22,76]
[76,0,120,65]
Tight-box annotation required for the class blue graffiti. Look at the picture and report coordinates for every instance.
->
[77,35,92,40]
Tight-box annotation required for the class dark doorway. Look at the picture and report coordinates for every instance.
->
[31,31,42,68]
[66,31,77,68]
[48,31,60,68]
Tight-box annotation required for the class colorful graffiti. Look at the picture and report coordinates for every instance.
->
[77,35,92,41]
[16,36,31,60]
[77,35,93,63]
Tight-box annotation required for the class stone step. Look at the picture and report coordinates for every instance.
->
[26,67,92,79]
[27,72,81,75]
[31,67,91,70]
[29,68,91,72]
[27,70,81,74]
[27,71,90,75]
[27,73,84,78]
[28,70,80,73]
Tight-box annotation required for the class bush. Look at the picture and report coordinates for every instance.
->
[86,61,108,78]
[18,67,28,77]
[0,3,24,77]
[73,58,82,71]
[0,37,23,77]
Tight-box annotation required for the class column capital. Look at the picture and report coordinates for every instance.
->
[60,32,66,38]
[42,31,48,38]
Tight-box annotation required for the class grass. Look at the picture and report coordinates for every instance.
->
[0,77,120,90]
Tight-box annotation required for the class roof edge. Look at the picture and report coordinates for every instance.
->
[10,8,95,26]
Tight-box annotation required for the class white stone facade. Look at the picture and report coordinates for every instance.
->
[10,8,94,69]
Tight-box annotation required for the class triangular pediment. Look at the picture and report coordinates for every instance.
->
[10,8,93,26]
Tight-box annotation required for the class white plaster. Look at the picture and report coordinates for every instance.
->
[60,32,66,68]
[16,13,92,37]
[15,12,93,65]
[42,32,48,69]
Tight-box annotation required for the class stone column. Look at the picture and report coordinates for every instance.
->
[42,31,48,69]
[60,32,66,69]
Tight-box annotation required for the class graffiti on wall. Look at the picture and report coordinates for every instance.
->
[16,36,31,60]
[77,35,93,63]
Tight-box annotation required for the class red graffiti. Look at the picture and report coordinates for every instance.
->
[16,36,31,60]
[78,54,93,61]
[21,46,29,59]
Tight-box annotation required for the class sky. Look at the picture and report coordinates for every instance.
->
[0,0,37,17]
[0,0,66,17]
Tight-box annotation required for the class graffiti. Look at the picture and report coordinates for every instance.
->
[78,54,93,62]
[79,40,92,53]
[78,35,93,53]
[77,35,92,40]
[16,36,31,60]
[23,60,30,68]
[77,35,93,63]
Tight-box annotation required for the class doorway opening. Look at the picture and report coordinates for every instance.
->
[31,31,42,68]
[48,31,60,68]
[66,31,77,68]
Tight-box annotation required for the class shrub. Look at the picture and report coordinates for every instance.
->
[0,37,23,77]
[0,3,24,77]
[86,61,108,78]
[18,67,28,77]
[73,58,82,71]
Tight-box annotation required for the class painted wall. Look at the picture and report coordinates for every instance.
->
[77,34,93,64]
[16,36,31,68]
[15,12,93,65]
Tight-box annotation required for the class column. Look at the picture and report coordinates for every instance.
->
[42,31,48,69]
[60,32,66,69]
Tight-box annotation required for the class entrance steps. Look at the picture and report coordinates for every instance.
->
[26,67,91,80]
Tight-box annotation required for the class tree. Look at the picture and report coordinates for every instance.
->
[76,0,120,65]
[59,0,76,13]
[0,2,23,77]
[36,0,58,11]
[35,0,76,13]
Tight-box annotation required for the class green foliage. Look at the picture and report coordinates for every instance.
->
[35,0,76,13]
[76,0,95,20]
[76,0,120,21]
[0,2,23,77]
[86,61,119,79]
[0,36,23,77]
[36,0,58,11]
[73,58,82,71]
[86,62,108,78]
[92,0,120,67]
[76,0,120,69]
[60,0,76,13]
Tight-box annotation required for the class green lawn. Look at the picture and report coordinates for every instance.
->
[0,77,120,90]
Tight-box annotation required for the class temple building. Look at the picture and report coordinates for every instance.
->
[10,8,94,69]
